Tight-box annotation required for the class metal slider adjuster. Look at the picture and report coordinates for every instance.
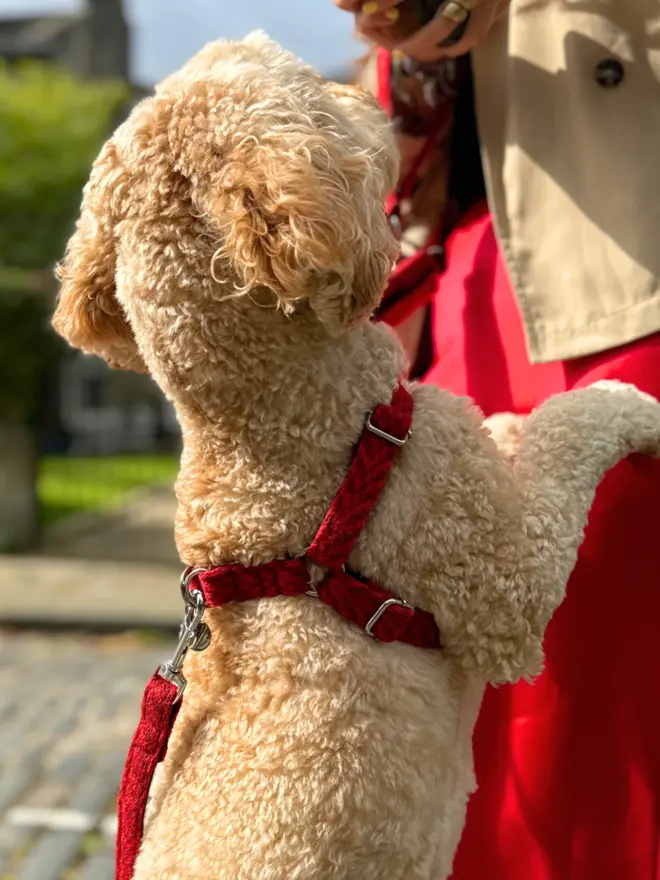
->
[365,412,411,447]
[364,597,414,638]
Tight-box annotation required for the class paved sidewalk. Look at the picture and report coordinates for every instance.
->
[0,556,183,631]
[40,487,180,568]
[0,484,186,631]
[0,629,173,880]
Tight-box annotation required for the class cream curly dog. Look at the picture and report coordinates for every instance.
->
[52,32,660,880]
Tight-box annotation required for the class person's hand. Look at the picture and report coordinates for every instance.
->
[335,0,405,50]
[334,0,509,61]
[399,0,509,61]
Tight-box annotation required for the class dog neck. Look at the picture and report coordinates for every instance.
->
[168,302,405,568]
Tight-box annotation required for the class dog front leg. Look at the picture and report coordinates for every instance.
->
[505,381,660,675]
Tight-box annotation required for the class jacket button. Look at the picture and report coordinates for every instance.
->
[595,58,624,88]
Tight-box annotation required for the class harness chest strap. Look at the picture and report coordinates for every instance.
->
[115,383,441,880]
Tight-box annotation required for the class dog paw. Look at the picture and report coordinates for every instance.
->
[484,412,526,463]
[588,380,660,457]
[589,379,658,406]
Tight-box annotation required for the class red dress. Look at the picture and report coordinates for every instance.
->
[376,53,660,880]
[428,205,660,880]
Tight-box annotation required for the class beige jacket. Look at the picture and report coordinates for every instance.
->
[474,0,660,362]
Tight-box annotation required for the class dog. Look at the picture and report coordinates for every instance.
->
[52,32,660,879]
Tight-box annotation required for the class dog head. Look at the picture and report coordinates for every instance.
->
[53,33,399,385]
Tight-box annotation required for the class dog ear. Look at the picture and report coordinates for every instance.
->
[53,139,146,372]
[168,77,399,334]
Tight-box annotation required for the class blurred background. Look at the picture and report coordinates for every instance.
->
[0,0,358,562]
[0,3,361,877]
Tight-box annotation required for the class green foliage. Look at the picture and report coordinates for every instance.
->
[0,284,62,424]
[0,60,129,269]
[39,455,179,525]
[0,62,129,424]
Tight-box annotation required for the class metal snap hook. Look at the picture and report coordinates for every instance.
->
[180,566,207,607]
[160,569,212,700]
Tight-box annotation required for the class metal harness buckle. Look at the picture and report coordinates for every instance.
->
[365,413,411,447]
[364,597,414,638]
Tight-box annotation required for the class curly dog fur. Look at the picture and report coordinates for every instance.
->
[52,32,660,880]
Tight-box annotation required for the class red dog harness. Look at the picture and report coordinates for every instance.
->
[115,383,441,880]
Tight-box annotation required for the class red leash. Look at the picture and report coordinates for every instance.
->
[115,677,181,880]
[373,48,457,327]
[115,383,441,880]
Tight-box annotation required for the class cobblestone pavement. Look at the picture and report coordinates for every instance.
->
[0,630,172,880]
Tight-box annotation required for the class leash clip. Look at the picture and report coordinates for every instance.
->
[159,568,211,701]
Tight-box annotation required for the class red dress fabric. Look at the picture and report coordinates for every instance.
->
[425,202,660,880]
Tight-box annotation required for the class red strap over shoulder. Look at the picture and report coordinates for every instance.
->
[372,245,444,327]
[373,49,450,328]
[376,47,393,117]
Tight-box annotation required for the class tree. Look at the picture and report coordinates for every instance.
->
[0,61,129,424]
[0,60,128,270]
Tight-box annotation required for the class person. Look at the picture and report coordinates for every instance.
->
[334,2,660,878]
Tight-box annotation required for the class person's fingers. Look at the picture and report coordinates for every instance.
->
[360,0,403,13]
[397,2,475,59]
[335,0,401,14]
[397,0,502,61]
[343,0,506,57]
[435,10,491,58]
[352,1,407,45]
[440,0,507,56]
[358,0,404,28]
[335,0,404,42]
[356,10,401,31]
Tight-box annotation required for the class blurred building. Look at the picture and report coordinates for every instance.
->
[1,0,354,460]
[0,0,177,459]
[0,0,129,80]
